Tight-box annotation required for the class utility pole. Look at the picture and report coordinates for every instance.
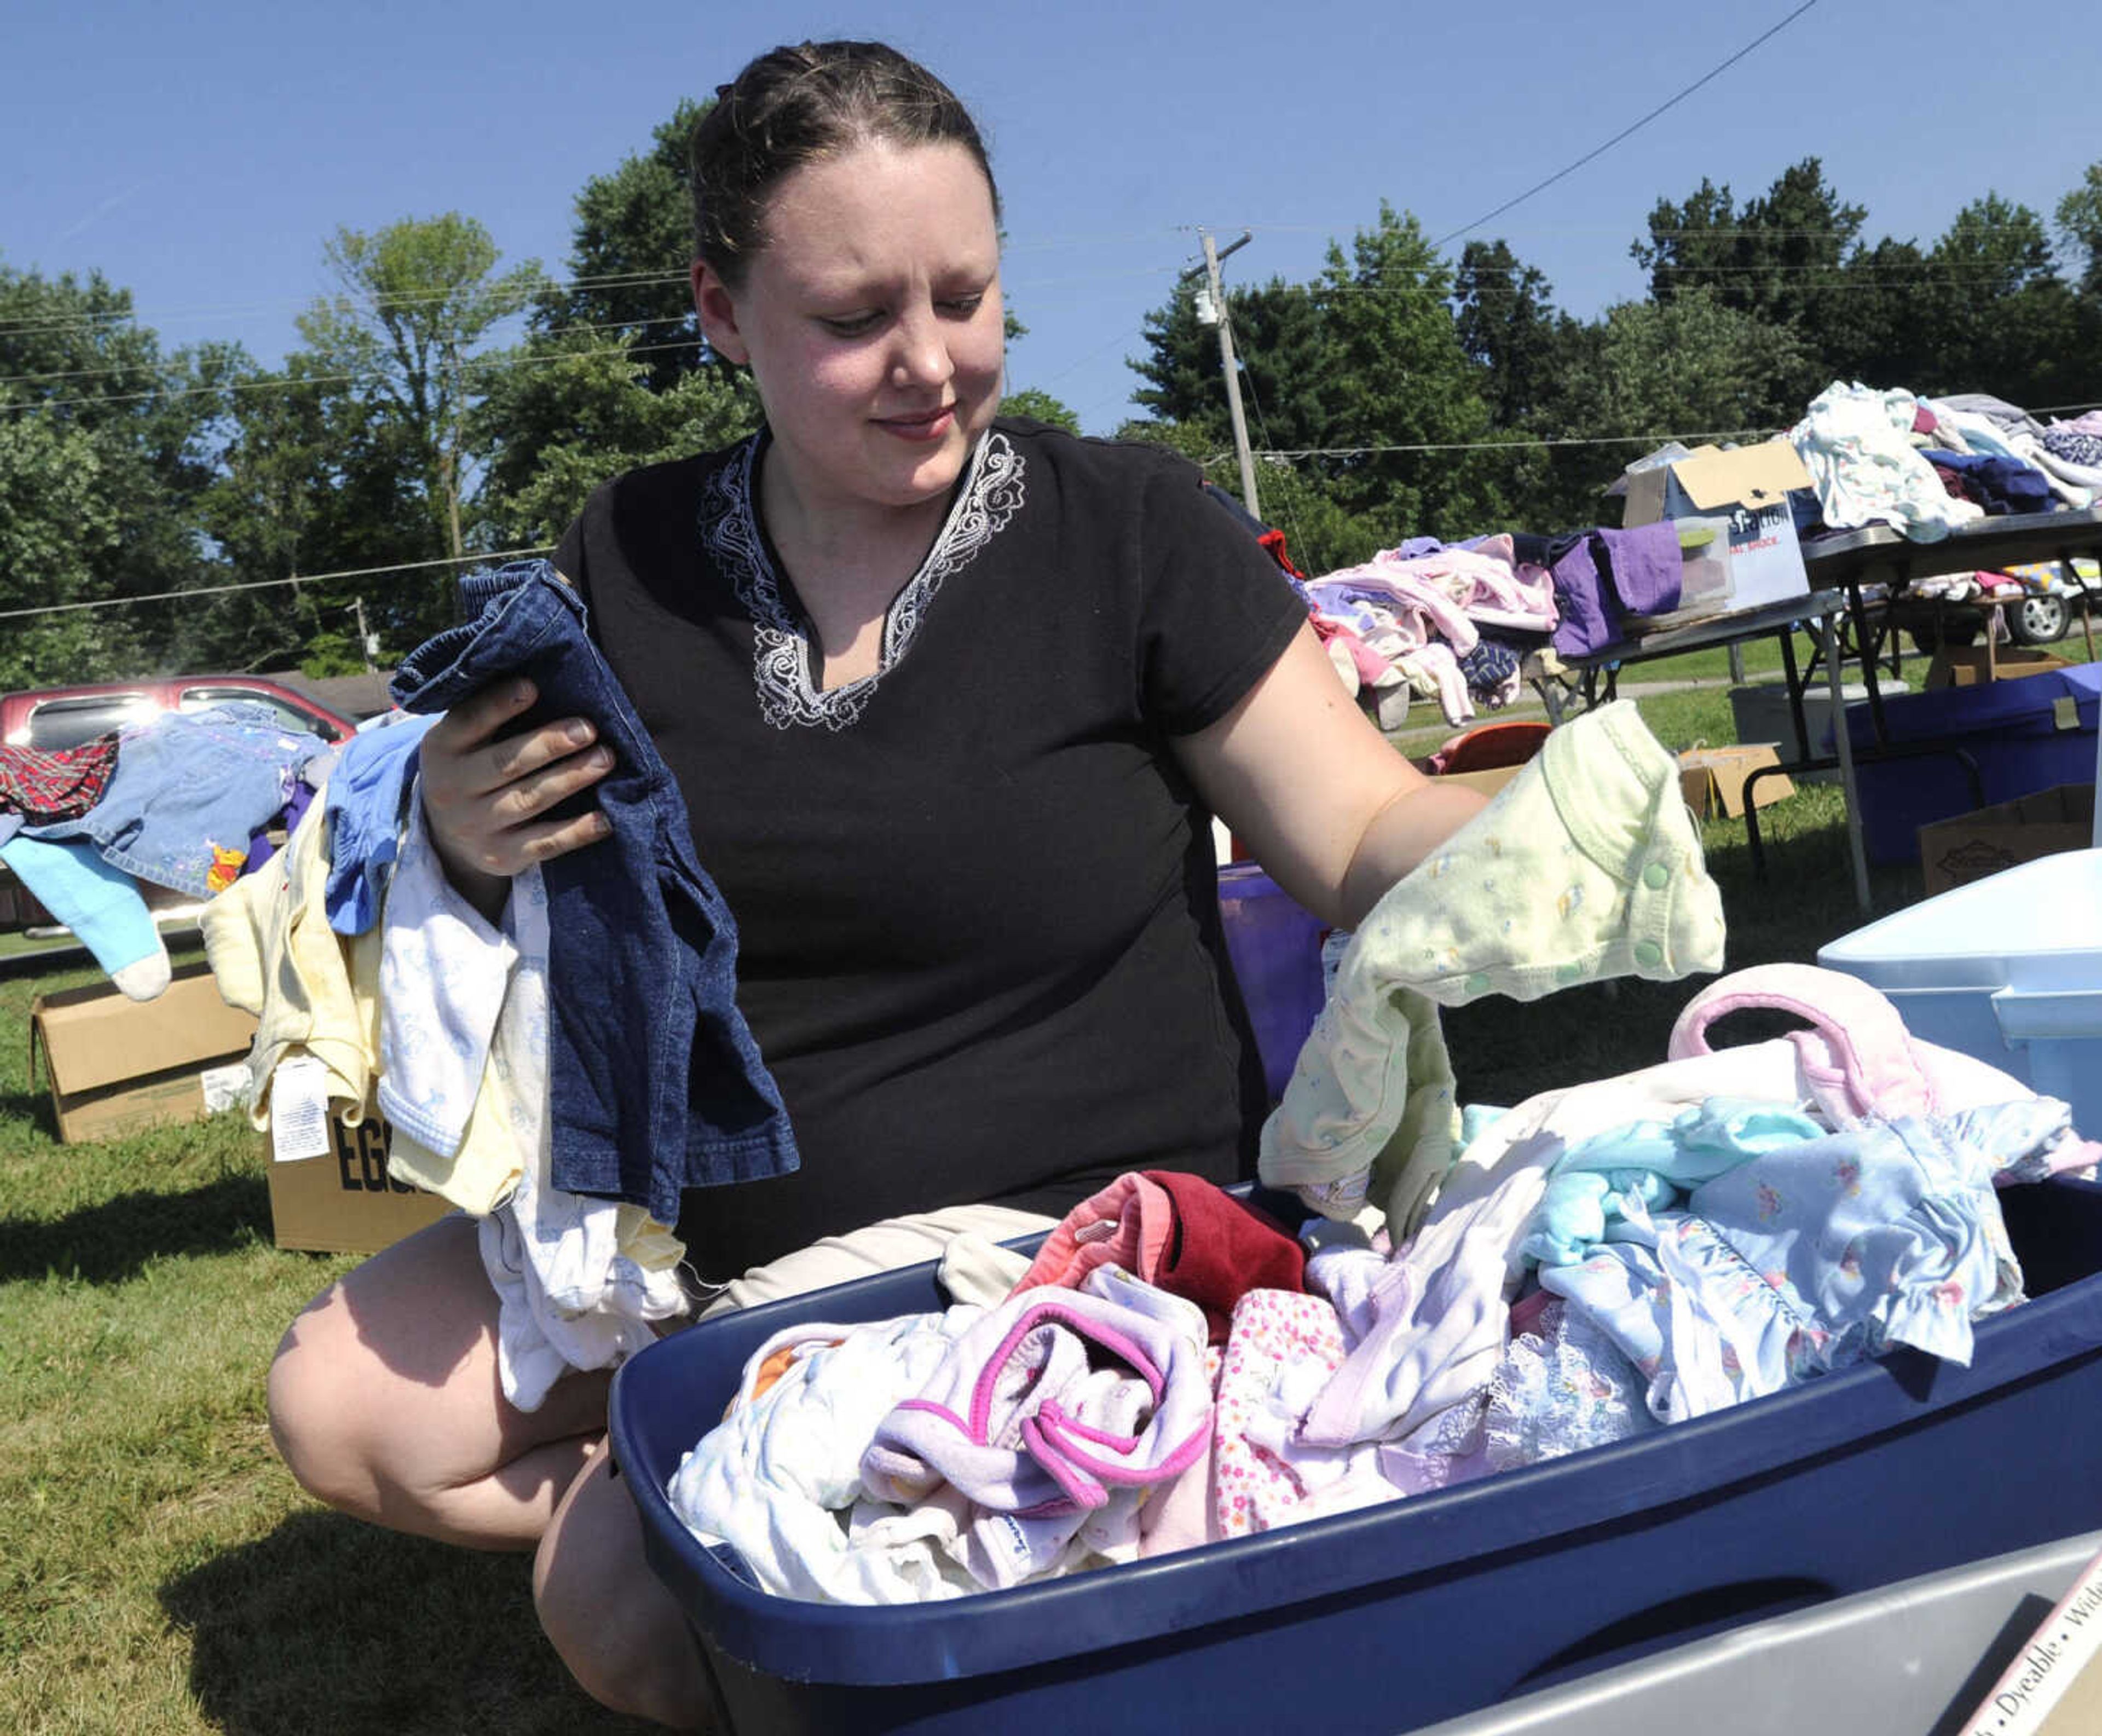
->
[353,595,377,674]
[1194,228,1262,521]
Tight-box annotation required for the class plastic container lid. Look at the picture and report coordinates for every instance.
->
[1817,847,2102,993]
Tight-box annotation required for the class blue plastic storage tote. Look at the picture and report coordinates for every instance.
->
[1818,847,2102,1138]
[609,1178,2102,1736]
[1837,661,2102,865]
[1215,863,1326,1102]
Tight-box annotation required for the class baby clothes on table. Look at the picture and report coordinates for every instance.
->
[0,834,169,1000]
[669,1307,989,1605]
[1789,382,1986,541]
[22,703,325,898]
[0,735,119,829]
[1261,700,1726,1242]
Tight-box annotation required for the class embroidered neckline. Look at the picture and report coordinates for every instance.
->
[698,428,1027,730]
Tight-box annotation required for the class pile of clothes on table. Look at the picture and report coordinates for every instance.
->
[1789,383,2102,544]
[0,703,331,1000]
[663,702,2102,1605]
[1295,521,1694,731]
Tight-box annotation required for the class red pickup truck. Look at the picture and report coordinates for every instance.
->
[0,676,357,751]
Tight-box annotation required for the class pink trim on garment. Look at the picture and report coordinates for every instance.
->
[968,1300,1168,1445]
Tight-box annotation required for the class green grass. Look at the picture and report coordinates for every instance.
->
[0,962,655,1735]
[0,685,1934,1732]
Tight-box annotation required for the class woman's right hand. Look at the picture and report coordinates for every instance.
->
[418,678,614,916]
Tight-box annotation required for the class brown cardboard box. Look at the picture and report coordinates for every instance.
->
[265,1109,451,1254]
[30,961,257,1143]
[1924,645,2072,690]
[1917,783,2095,896]
[1619,441,1815,610]
[1676,743,1798,819]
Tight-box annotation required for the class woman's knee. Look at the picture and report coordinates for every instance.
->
[535,1446,711,1729]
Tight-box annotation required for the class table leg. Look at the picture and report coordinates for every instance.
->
[1823,612,1872,912]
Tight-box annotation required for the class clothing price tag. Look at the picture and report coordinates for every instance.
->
[199,1062,250,1116]
[270,1057,333,1163]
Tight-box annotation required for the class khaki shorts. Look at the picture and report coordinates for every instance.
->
[692,1203,1059,1318]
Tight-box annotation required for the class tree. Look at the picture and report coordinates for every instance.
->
[1528,290,1811,528]
[1632,159,1865,402]
[529,101,708,395]
[998,387,1080,432]
[2058,163,2102,297]
[1916,194,2083,403]
[476,103,764,546]
[1452,239,1572,428]
[0,262,235,680]
[1310,204,1505,539]
[295,214,540,563]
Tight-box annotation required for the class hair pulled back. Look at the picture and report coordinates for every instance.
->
[691,41,1000,291]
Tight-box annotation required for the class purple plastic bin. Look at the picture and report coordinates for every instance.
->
[1216,863,1327,1101]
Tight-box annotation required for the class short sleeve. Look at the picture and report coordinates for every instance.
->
[553,511,588,605]
[1135,462,1310,735]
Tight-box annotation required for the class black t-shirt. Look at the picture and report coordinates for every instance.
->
[555,417,1307,1278]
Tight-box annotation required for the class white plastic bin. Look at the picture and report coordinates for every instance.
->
[1409,1530,2102,1735]
[1817,849,2102,1135]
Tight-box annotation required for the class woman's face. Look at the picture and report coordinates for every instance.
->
[693,139,1006,518]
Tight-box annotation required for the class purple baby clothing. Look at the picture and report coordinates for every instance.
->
[1593,522,1683,618]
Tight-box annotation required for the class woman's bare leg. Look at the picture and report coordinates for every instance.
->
[266,1213,611,1548]
[535,1442,712,1729]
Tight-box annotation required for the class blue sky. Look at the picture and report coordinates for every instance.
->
[8,0,2100,436]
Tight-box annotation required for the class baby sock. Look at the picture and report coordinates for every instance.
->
[0,834,171,1000]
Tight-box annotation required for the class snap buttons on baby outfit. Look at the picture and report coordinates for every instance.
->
[1642,862,1670,890]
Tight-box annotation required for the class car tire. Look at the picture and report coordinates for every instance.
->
[2008,593,2069,646]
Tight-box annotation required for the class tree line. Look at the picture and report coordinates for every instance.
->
[4,106,2100,688]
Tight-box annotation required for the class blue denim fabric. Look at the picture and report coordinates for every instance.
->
[389,559,799,1221]
[322,714,440,936]
[22,703,322,897]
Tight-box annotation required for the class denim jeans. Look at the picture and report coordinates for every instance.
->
[390,560,799,1222]
[22,703,322,897]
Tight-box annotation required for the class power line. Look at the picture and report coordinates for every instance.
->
[0,545,553,622]
[1431,0,1822,248]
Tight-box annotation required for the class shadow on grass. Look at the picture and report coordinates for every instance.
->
[159,1510,655,1735]
[0,1086,54,1133]
[0,1173,272,1283]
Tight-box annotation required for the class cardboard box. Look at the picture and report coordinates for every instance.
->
[1621,441,1814,610]
[265,1109,451,1254]
[30,962,257,1144]
[1916,783,2096,896]
[1925,645,2074,690]
[1677,743,1798,819]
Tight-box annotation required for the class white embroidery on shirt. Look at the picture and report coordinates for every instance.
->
[699,430,1026,730]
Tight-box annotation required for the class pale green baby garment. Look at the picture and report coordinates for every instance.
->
[1260,701,1727,1238]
